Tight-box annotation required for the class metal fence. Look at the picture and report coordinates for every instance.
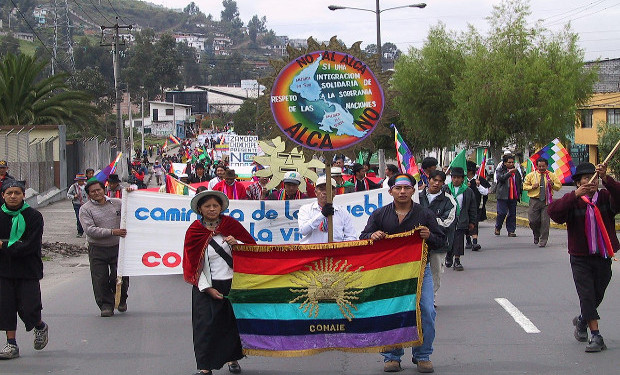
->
[66,137,116,183]
[0,128,56,193]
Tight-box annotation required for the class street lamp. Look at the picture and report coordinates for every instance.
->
[328,2,426,70]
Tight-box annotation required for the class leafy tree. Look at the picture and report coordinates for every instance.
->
[0,34,20,57]
[0,53,97,127]
[232,99,257,134]
[69,67,114,113]
[391,24,464,151]
[220,0,244,42]
[247,15,267,44]
[184,2,201,16]
[177,42,203,86]
[152,34,182,95]
[598,123,620,176]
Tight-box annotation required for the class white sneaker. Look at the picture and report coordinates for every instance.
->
[0,343,19,359]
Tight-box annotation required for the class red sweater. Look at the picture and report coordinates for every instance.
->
[212,180,248,200]
[547,175,620,256]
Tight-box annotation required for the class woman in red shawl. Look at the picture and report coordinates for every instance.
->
[183,189,256,375]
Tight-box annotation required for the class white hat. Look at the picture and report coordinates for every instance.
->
[282,171,301,185]
[190,190,229,213]
[316,175,337,187]
[330,167,343,176]
[178,173,189,178]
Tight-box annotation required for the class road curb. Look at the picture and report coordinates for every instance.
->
[486,211,620,230]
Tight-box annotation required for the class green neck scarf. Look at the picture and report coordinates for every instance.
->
[447,182,467,215]
[2,202,30,247]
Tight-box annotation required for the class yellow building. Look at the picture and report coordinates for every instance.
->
[575,58,620,164]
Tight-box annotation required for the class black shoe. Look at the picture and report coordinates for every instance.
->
[572,316,588,342]
[534,237,539,244]
[453,259,464,271]
[444,256,453,268]
[100,308,114,317]
[465,242,472,249]
[585,335,607,352]
[472,244,481,251]
[118,302,127,312]
[228,361,241,374]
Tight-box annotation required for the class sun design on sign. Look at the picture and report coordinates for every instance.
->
[253,136,323,192]
[289,257,364,321]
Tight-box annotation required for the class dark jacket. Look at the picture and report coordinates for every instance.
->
[189,173,211,183]
[419,189,457,253]
[495,165,523,201]
[0,205,44,279]
[450,187,478,230]
[547,175,620,256]
[360,202,445,252]
[469,176,490,221]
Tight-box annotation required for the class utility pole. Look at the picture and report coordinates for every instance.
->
[129,89,133,159]
[141,97,145,155]
[52,0,58,75]
[101,17,132,180]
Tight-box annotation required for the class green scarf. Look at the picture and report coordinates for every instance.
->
[2,202,30,247]
[447,182,467,215]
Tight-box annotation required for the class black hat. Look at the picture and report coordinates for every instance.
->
[195,163,205,170]
[450,167,465,177]
[572,162,596,180]
[351,163,364,174]
[1,179,24,193]
[0,160,7,167]
[466,160,478,172]
[108,174,120,183]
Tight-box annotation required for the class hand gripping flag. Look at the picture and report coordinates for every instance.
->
[530,138,576,184]
[477,149,487,179]
[228,230,428,357]
[393,125,419,178]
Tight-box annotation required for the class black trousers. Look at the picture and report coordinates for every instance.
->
[447,229,466,257]
[570,255,612,321]
[192,279,243,371]
[88,244,129,310]
[0,278,42,331]
[73,204,84,235]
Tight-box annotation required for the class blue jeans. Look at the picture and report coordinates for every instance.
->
[73,204,83,235]
[382,263,435,362]
[495,199,517,234]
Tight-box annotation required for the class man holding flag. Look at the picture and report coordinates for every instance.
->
[523,158,561,247]
[548,162,619,352]
[494,154,522,237]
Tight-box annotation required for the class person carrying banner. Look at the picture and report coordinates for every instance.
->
[213,170,248,200]
[266,172,308,200]
[183,190,256,375]
[465,161,490,251]
[494,154,522,237]
[419,170,456,302]
[0,180,49,360]
[547,162,619,353]
[190,164,211,183]
[360,173,445,373]
[105,174,124,198]
[79,180,129,317]
[246,168,272,200]
[523,158,561,247]
[67,174,89,237]
[298,175,357,244]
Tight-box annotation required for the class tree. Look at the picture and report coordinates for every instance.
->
[450,0,596,163]
[220,0,244,42]
[152,34,182,95]
[177,42,203,86]
[232,99,257,134]
[0,34,20,57]
[391,23,464,151]
[184,2,200,16]
[0,53,97,127]
[598,123,620,176]
[247,15,267,44]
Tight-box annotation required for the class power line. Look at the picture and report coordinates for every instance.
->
[107,0,130,25]
[85,0,113,25]
[7,0,72,76]
[71,0,101,26]
[540,0,608,23]
[544,1,620,28]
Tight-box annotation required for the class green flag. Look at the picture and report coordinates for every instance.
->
[449,149,467,172]
[357,151,365,165]
[520,158,533,204]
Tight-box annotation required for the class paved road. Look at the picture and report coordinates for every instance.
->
[4,203,619,374]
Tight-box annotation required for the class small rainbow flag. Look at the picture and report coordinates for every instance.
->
[477,149,487,179]
[168,134,181,145]
[90,152,122,183]
[163,139,168,150]
[228,231,427,356]
[165,174,191,195]
[530,138,576,184]
[393,125,419,179]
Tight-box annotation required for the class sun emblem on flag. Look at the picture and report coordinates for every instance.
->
[289,257,364,321]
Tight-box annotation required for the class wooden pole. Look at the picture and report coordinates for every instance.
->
[167,173,197,191]
[588,138,620,184]
[326,160,334,243]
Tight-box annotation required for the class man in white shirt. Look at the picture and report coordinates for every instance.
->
[207,165,227,190]
[298,176,357,244]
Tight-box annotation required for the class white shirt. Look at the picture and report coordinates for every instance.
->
[198,234,233,291]
[468,177,489,196]
[298,201,358,244]
[207,177,222,190]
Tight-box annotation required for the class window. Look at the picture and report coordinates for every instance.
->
[607,109,620,125]
[152,109,158,122]
[166,109,174,116]
[580,109,592,128]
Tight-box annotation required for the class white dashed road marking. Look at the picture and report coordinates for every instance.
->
[495,297,541,333]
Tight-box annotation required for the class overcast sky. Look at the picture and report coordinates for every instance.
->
[147,0,620,61]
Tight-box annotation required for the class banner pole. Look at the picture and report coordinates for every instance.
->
[115,191,129,309]
[588,138,620,184]
[167,173,197,191]
[326,159,334,243]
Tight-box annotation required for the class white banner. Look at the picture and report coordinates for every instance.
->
[171,163,187,175]
[118,189,392,276]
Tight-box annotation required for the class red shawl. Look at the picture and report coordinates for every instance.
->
[182,215,256,286]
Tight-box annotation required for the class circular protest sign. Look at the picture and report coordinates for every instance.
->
[270,50,384,151]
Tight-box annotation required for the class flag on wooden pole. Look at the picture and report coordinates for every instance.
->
[529,138,576,183]
[393,125,419,178]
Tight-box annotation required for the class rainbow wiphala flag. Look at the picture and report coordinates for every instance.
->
[229,232,426,356]
[530,138,576,184]
[393,125,419,178]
